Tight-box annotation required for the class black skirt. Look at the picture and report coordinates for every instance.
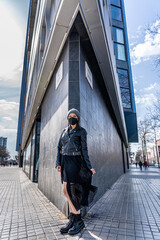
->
[61,154,98,211]
[62,155,82,183]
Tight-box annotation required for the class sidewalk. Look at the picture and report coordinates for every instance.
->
[0,166,160,240]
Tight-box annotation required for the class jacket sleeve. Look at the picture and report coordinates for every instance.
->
[81,128,92,169]
[55,130,64,167]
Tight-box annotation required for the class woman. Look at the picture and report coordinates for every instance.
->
[56,108,96,235]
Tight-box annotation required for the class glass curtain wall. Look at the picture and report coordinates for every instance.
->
[118,69,131,108]
[24,137,31,177]
[110,0,132,109]
[113,27,126,61]
[34,121,41,182]
[30,125,36,181]
[22,120,41,182]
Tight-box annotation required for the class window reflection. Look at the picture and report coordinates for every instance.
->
[111,0,121,7]
[113,27,124,44]
[114,43,126,61]
[118,69,129,88]
[25,139,31,176]
[113,27,126,61]
[23,121,41,182]
[120,88,131,108]
[111,5,122,21]
[34,121,41,182]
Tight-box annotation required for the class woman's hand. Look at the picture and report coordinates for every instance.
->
[90,168,96,176]
[56,166,61,172]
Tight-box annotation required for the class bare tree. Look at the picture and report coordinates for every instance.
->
[153,93,160,120]
[146,108,160,166]
[0,146,10,159]
[135,150,142,163]
[147,17,160,70]
[138,119,151,162]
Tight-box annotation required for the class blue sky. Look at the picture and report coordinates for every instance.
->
[124,0,160,151]
[0,0,160,157]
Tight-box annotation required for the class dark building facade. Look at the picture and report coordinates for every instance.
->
[16,0,138,215]
[0,137,7,162]
[110,0,138,142]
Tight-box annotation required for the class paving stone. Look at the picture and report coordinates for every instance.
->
[0,165,160,239]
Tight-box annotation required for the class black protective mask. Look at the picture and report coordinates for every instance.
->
[68,117,78,125]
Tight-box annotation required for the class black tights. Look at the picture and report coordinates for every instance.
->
[69,183,80,211]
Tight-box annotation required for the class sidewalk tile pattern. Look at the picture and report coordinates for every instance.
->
[0,165,160,240]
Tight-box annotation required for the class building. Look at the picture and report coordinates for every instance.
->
[147,142,160,166]
[0,137,7,149]
[0,137,7,162]
[147,147,156,164]
[156,139,160,166]
[16,0,138,215]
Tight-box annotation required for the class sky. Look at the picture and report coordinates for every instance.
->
[123,0,160,152]
[0,0,30,158]
[0,0,160,157]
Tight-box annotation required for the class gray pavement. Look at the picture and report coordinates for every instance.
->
[0,165,160,240]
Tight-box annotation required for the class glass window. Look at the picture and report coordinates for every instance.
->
[25,140,31,176]
[113,27,124,44]
[30,127,36,182]
[114,43,126,61]
[23,150,26,171]
[111,5,122,21]
[111,0,121,7]
[120,88,131,108]
[117,69,129,88]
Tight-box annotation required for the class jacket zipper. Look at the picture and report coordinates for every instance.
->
[67,129,78,153]
[73,142,78,151]
[68,130,70,154]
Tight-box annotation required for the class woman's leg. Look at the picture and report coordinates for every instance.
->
[63,182,80,214]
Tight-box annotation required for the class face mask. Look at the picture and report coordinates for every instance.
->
[68,117,78,125]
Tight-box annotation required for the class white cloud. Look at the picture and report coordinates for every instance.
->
[0,3,26,87]
[0,2,27,158]
[129,41,138,47]
[135,93,157,106]
[128,25,143,40]
[137,25,143,31]
[133,77,138,85]
[0,99,19,158]
[0,99,19,139]
[0,100,19,118]
[144,82,158,91]
[134,88,137,93]
[133,75,144,85]
[131,20,160,65]
[0,126,17,133]
[3,117,12,121]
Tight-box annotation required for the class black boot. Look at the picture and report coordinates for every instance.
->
[60,213,74,234]
[68,213,85,235]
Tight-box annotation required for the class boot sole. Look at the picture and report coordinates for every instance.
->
[68,222,85,235]
[60,221,74,234]
[60,226,73,234]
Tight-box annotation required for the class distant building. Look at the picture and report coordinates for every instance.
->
[16,0,138,215]
[0,137,7,162]
[156,139,160,166]
[0,137,7,149]
[148,144,160,165]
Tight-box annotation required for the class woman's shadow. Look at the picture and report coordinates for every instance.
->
[78,212,105,240]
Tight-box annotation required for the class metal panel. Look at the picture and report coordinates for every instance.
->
[22,0,128,149]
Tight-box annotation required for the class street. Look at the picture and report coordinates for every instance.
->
[0,165,160,240]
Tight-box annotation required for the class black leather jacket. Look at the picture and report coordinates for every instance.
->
[56,126,92,170]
